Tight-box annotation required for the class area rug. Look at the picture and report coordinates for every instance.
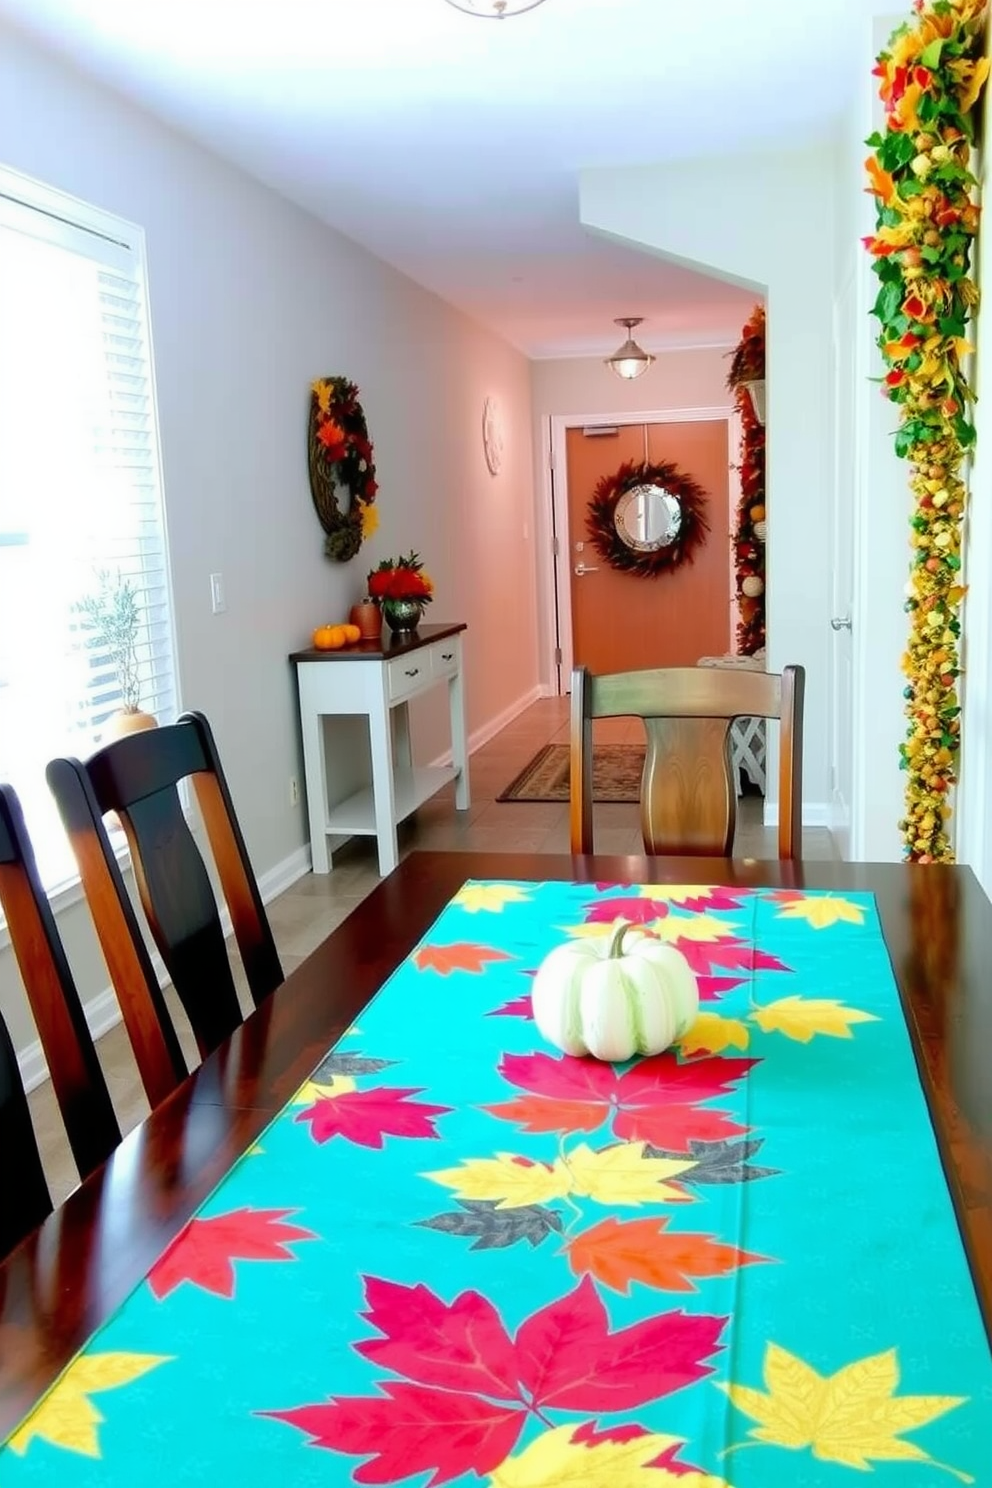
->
[497,742,643,804]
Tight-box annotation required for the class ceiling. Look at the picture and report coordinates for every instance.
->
[0,0,879,357]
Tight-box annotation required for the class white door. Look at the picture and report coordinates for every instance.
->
[828,257,859,857]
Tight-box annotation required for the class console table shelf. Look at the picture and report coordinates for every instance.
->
[290,623,469,877]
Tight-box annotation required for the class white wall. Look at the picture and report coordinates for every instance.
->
[579,148,837,815]
[833,14,909,863]
[529,349,735,688]
[0,21,539,1057]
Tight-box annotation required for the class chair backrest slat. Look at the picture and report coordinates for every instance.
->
[0,784,122,1256]
[46,711,283,1104]
[0,1013,50,1258]
[570,664,805,860]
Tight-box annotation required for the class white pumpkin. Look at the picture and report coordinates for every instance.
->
[531,921,699,1062]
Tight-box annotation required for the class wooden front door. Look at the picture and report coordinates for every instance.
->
[565,420,731,675]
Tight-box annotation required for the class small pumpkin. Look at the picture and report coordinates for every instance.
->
[312,624,346,650]
[342,623,362,644]
[531,921,699,1062]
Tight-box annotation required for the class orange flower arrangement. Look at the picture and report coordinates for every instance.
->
[367,552,435,605]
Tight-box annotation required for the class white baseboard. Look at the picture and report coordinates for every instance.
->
[763,802,831,828]
[428,684,544,768]
[17,842,312,1095]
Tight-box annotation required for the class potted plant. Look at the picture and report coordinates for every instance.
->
[75,569,157,739]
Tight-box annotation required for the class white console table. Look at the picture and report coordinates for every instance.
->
[290,622,469,877]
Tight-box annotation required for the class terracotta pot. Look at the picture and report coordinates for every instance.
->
[350,601,383,642]
[103,708,158,742]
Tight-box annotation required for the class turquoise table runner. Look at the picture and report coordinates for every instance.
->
[3,881,990,1486]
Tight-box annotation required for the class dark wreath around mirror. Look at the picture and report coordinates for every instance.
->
[586,458,709,577]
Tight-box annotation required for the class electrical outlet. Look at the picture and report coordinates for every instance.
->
[289,776,299,808]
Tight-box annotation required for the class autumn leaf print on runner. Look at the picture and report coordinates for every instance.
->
[720,1343,971,1481]
[488,1421,734,1488]
[644,1137,780,1187]
[295,1086,451,1147]
[264,1275,726,1484]
[425,1142,697,1210]
[148,1208,316,1300]
[765,889,867,929]
[8,1354,170,1459]
[413,942,516,976]
[416,1199,564,1251]
[564,1216,770,1296]
[453,882,533,914]
[484,1051,755,1153]
[749,996,879,1043]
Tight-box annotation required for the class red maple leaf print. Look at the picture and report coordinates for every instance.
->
[149,1208,315,1300]
[265,1276,725,1484]
[697,974,748,1001]
[583,896,668,926]
[571,1418,709,1474]
[487,994,533,1019]
[269,1384,522,1486]
[674,937,792,976]
[485,1050,754,1152]
[296,1087,451,1148]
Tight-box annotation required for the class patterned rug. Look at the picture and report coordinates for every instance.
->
[497,743,644,804]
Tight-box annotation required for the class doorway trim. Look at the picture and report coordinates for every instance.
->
[545,404,736,692]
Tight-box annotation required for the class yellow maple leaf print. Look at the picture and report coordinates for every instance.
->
[488,1423,731,1488]
[679,1012,750,1057]
[774,894,866,930]
[652,914,741,945]
[454,882,532,914]
[720,1343,971,1481]
[563,1142,696,1206]
[10,1352,170,1458]
[291,1074,356,1106]
[424,1152,571,1210]
[750,996,878,1043]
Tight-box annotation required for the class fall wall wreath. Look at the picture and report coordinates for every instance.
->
[865,0,989,862]
[585,459,709,578]
[308,376,380,562]
[726,306,766,655]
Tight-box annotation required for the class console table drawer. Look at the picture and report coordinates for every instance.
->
[432,639,460,682]
[387,651,431,703]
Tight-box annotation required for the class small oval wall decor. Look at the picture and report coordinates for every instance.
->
[308,376,379,562]
[586,458,709,577]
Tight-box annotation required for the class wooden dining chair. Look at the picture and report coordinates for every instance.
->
[570,664,805,859]
[46,711,284,1108]
[0,784,121,1257]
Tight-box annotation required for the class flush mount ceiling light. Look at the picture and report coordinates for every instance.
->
[605,318,656,380]
[444,0,549,15]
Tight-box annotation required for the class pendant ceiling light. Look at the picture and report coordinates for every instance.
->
[605,318,655,380]
[444,0,548,15]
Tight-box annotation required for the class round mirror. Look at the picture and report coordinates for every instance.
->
[614,484,682,552]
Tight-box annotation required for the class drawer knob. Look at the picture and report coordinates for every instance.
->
[404,668,420,677]
[441,653,453,661]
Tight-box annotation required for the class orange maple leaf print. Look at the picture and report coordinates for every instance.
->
[565,1215,769,1295]
[414,943,514,976]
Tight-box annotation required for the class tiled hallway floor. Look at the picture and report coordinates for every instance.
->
[30,693,837,1202]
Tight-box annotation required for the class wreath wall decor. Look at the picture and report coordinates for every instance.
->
[726,305,766,655]
[865,0,989,863]
[585,459,709,578]
[308,376,379,563]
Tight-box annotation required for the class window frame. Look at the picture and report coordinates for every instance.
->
[0,164,181,939]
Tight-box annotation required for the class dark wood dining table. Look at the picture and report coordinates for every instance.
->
[1,850,989,1439]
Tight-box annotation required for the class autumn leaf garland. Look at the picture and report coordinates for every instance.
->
[865,0,990,862]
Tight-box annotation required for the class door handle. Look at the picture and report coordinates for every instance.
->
[830,615,852,632]
[574,563,600,576]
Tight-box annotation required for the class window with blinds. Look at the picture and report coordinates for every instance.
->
[0,171,177,892]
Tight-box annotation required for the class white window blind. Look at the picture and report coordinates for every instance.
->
[0,174,177,892]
